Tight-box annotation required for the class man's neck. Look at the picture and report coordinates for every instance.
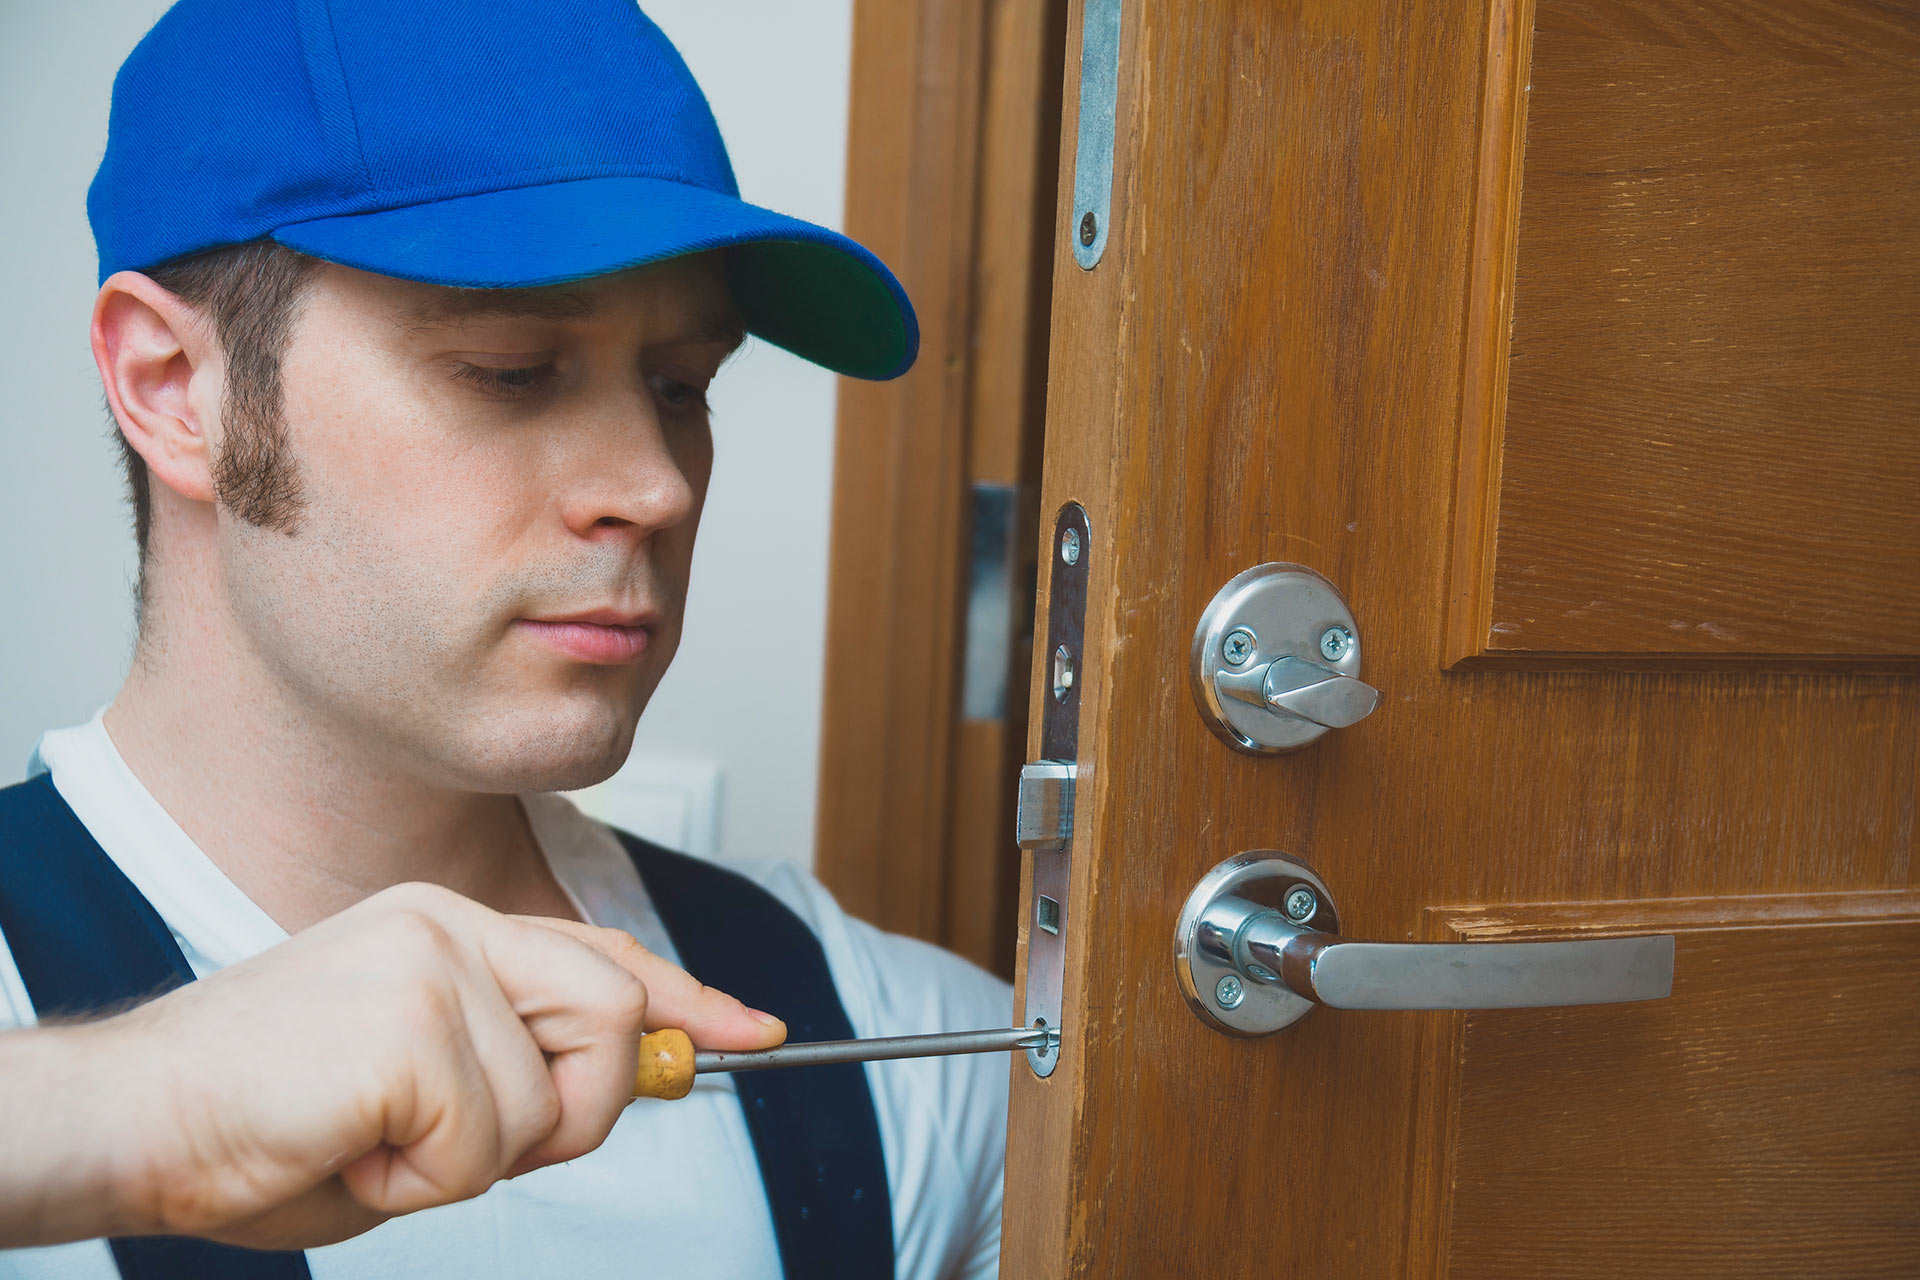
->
[106,590,580,934]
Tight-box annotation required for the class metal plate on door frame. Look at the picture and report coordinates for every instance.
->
[1069,0,1122,269]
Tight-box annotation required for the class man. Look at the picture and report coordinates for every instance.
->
[0,1,1012,1278]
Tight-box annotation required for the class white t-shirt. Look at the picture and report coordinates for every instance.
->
[0,715,1013,1280]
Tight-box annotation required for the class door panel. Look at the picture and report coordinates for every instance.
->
[1000,0,1919,1276]
[1432,895,1920,1278]
[1450,0,1920,663]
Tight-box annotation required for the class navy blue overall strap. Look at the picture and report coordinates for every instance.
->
[617,832,895,1280]
[0,774,313,1280]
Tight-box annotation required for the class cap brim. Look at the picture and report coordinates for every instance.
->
[272,176,917,381]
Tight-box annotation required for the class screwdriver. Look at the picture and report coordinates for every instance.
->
[632,1025,1057,1099]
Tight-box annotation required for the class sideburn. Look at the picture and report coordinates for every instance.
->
[212,393,305,533]
[208,263,309,533]
[148,241,318,536]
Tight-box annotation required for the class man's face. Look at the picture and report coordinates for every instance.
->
[215,255,741,793]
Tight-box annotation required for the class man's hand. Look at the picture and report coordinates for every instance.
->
[0,882,784,1251]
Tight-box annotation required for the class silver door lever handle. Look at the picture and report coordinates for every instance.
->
[1177,853,1676,1035]
[1212,895,1674,1010]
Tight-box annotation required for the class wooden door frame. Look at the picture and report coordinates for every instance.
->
[813,0,1067,976]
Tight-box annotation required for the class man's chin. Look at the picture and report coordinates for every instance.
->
[496,751,630,795]
[431,702,640,795]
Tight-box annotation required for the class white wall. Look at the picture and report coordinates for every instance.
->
[0,0,853,868]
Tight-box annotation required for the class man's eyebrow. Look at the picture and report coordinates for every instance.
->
[678,313,749,350]
[397,290,747,349]
[399,287,602,330]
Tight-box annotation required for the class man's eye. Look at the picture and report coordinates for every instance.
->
[450,362,558,398]
[649,374,710,410]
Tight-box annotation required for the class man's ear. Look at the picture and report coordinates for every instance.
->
[92,271,222,506]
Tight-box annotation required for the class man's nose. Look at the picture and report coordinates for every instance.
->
[556,402,702,543]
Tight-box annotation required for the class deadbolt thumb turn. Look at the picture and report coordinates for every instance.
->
[1175,853,1675,1036]
[1191,563,1380,753]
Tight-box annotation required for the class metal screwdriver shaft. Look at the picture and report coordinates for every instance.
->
[632,1026,1057,1099]
[696,1025,1053,1074]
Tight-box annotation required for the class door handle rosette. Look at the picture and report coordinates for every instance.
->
[1175,852,1675,1035]
[1190,563,1380,753]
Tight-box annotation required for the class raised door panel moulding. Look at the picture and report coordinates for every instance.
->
[1411,891,1920,1279]
[1446,0,1920,666]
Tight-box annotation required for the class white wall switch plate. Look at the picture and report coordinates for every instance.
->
[564,754,723,858]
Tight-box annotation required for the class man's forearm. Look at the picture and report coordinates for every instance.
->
[0,1020,159,1247]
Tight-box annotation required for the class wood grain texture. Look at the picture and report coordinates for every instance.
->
[1000,0,1129,1268]
[1433,894,1920,1278]
[940,0,1067,978]
[943,718,1026,975]
[814,0,1063,973]
[1453,0,1920,662]
[1447,0,1540,668]
[998,0,1920,1277]
[815,0,982,938]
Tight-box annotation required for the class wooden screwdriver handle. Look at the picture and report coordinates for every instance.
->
[632,1028,696,1099]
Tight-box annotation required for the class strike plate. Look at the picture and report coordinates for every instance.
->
[1018,502,1089,1077]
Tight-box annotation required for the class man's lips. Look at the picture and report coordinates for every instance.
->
[516,611,656,664]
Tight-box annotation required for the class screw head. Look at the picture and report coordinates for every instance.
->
[1214,974,1245,1009]
[1244,963,1277,982]
[1222,627,1257,666]
[1059,526,1082,566]
[1079,211,1098,246]
[1283,885,1319,923]
[1318,626,1353,662]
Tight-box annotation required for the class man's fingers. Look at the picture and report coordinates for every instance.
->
[444,965,566,1176]
[200,1178,389,1252]
[352,901,643,1199]
[409,910,650,1173]
[507,1034,642,1172]
[516,916,787,1052]
[172,888,780,1239]
[335,998,507,1216]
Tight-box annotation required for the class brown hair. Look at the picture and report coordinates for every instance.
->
[120,239,321,606]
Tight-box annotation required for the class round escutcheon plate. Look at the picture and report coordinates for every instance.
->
[1173,851,1342,1036]
[1189,563,1366,753]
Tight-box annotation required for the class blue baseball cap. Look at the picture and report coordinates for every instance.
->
[88,0,918,380]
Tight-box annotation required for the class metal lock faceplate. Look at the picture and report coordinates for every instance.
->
[1189,563,1377,753]
[1016,503,1091,1077]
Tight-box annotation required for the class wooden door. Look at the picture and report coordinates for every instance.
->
[1002,2,1920,1277]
